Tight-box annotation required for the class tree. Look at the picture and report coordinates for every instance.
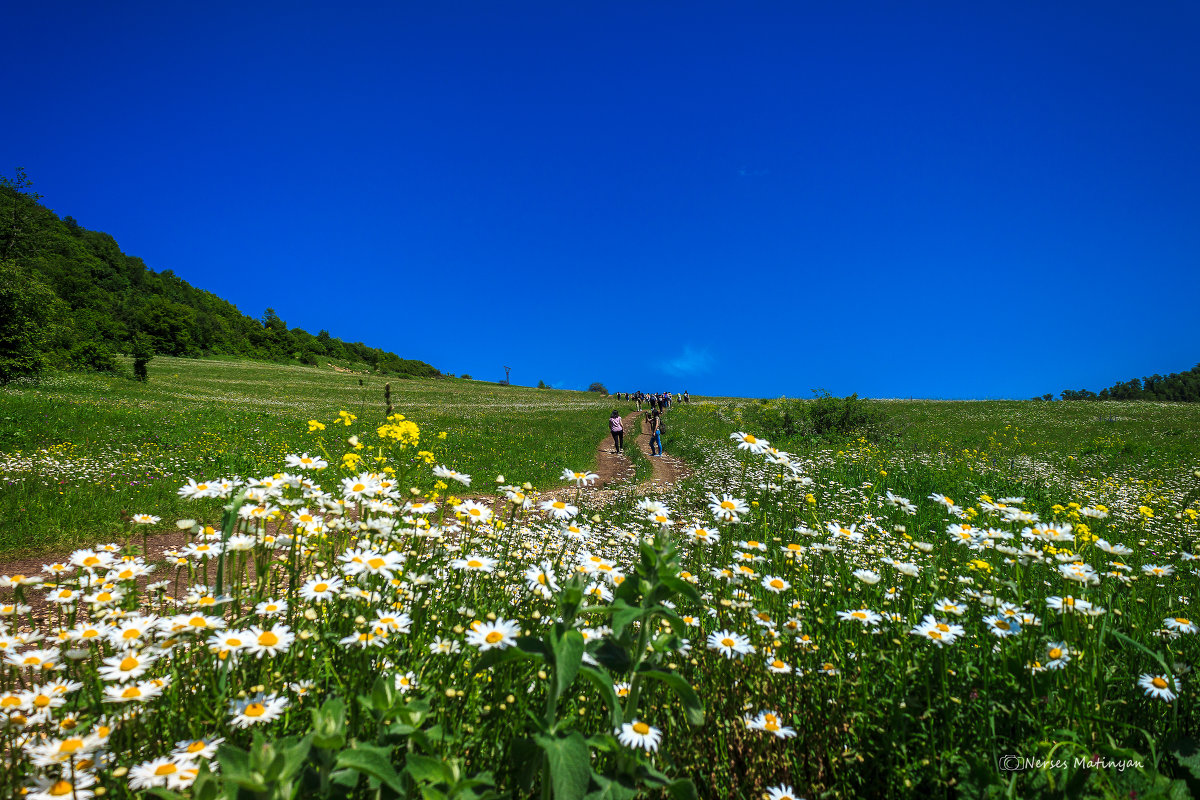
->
[131,332,154,381]
[0,260,66,383]
[588,382,608,394]
[1,167,50,262]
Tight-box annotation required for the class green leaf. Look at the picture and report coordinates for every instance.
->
[658,573,700,603]
[578,665,623,727]
[609,599,646,637]
[336,743,406,794]
[472,644,536,675]
[636,667,705,725]
[666,778,698,800]
[534,731,592,800]
[405,753,451,785]
[216,742,267,792]
[552,629,586,699]
[312,696,347,749]
[593,640,632,673]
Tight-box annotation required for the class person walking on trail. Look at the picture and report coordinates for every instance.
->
[649,409,664,456]
[609,410,624,454]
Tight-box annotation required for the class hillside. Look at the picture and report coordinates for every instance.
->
[0,169,438,380]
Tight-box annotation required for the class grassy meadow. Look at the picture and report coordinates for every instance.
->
[1,365,1199,799]
[0,358,620,553]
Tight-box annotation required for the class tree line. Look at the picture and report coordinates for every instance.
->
[1048,363,1200,402]
[0,169,438,383]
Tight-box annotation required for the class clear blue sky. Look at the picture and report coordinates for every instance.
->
[4,2,1198,398]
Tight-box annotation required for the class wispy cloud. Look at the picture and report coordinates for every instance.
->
[737,166,769,178]
[661,345,713,377]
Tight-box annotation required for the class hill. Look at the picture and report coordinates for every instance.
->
[0,168,438,381]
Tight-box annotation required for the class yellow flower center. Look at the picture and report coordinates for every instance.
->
[368,558,386,569]
[121,687,141,698]
[245,702,266,717]
[1176,618,1190,625]
[120,656,139,671]
[467,560,483,568]
[744,435,757,444]
[721,638,735,648]
[352,484,366,493]
[49,780,74,797]
[59,738,84,753]
[155,763,178,776]
[772,660,786,669]
[633,722,650,735]
[485,631,504,644]
[186,740,206,753]
[1049,648,1063,659]
[1152,677,1168,689]
[83,556,100,566]
[33,694,51,707]
[721,501,735,510]
[258,632,279,647]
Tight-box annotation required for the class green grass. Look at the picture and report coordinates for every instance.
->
[0,358,632,553]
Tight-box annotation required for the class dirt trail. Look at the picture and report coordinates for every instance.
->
[0,408,691,575]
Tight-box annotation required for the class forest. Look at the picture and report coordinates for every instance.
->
[1056,363,1200,402]
[0,169,438,382]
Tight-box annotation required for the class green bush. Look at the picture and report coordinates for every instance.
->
[0,259,66,384]
[68,339,120,373]
[737,391,895,444]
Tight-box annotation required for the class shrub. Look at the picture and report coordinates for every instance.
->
[736,391,895,443]
[588,382,608,394]
[68,339,120,373]
[130,332,154,381]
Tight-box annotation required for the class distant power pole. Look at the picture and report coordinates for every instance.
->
[503,365,512,385]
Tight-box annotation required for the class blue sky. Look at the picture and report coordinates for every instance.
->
[4,2,1198,398]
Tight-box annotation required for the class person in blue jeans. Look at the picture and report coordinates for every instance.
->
[650,409,663,456]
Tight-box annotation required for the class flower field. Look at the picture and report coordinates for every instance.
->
[0,359,613,553]
[2,371,1200,798]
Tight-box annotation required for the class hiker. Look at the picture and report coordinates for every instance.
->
[650,409,663,456]
[609,410,624,454]
[635,391,642,411]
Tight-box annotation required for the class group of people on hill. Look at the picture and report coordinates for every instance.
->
[611,390,688,410]
[608,389,687,457]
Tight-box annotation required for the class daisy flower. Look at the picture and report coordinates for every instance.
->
[766,656,793,674]
[244,625,295,658]
[455,500,493,524]
[730,431,770,454]
[617,719,662,751]
[173,737,224,760]
[299,575,343,601]
[706,629,755,659]
[131,514,161,525]
[1137,674,1178,702]
[561,468,598,486]
[1045,641,1070,669]
[524,562,560,599]
[129,756,199,790]
[708,493,750,522]
[761,575,791,593]
[433,465,472,486]
[766,785,804,800]
[539,499,579,520]
[746,710,796,738]
[255,599,288,617]
[103,678,168,704]
[466,618,520,651]
[97,651,157,682]
[229,692,289,727]
[27,773,97,800]
[452,554,499,573]
[982,616,1021,638]
[1164,616,1197,634]
[688,527,721,545]
[837,609,882,626]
